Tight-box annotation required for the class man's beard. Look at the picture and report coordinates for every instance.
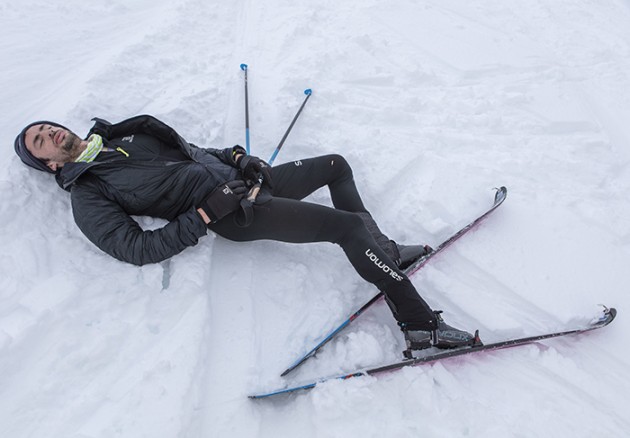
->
[59,131,82,161]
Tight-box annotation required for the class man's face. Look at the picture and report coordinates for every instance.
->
[24,123,84,171]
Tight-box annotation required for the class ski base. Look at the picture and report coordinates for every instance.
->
[249,306,616,399]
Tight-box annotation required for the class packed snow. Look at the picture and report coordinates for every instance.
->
[2,0,630,437]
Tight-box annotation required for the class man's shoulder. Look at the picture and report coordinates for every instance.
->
[88,114,168,138]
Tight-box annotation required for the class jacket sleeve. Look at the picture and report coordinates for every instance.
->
[188,143,245,167]
[71,177,209,266]
[89,114,182,146]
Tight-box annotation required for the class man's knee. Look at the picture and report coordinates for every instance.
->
[326,154,353,181]
[335,211,367,245]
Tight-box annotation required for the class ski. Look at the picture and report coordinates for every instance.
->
[280,186,508,376]
[250,306,617,399]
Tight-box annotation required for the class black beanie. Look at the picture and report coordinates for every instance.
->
[14,120,71,173]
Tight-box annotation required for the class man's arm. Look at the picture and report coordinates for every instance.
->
[91,114,244,167]
[71,177,209,266]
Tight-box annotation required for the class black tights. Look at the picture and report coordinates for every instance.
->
[208,154,435,330]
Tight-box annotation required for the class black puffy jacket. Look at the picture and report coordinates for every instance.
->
[58,115,240,266]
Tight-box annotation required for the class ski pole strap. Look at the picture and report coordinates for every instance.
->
[234,197,254,228]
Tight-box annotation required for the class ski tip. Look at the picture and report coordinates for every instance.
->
[240,63,248,70]
[304,88,312,95]
[588,305,617,328]
[493,186,507,201]
[249,381,319,399]
[473,329,484,347]
[602,306,617,323]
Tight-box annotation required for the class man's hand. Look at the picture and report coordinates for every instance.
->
[237,154,273,188]
[198,180,248,224]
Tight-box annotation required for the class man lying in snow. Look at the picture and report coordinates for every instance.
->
[14,114,475,351]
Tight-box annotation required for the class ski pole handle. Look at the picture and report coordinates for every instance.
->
[247,173,264,202]
[247,183,261,202]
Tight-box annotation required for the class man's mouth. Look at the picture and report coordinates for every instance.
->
[54,130,65,146]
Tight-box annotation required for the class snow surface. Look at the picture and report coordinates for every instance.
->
[2,0,630,437]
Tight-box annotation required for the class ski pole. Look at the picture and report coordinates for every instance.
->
[268,88,312,165]
[240,63,251,154]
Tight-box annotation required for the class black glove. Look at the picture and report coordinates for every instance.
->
[199,180,248,223]
[237,154,273,188]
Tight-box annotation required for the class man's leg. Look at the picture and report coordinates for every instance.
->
[271,154,431,267]
[271,154,366,211]
[208,196,437,330]
[271,154,401,261]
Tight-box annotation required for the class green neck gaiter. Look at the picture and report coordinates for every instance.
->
[74,134,104,163]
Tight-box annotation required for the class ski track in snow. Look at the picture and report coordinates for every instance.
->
[2,0,630,437]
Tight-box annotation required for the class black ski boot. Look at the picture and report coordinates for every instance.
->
[396,244,433,270]
[431,311,477,349]
[401,311,478,358]
[402,327,433,351]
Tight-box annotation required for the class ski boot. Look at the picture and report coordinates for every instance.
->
[401,311,481,359]
[395,244,433,270]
